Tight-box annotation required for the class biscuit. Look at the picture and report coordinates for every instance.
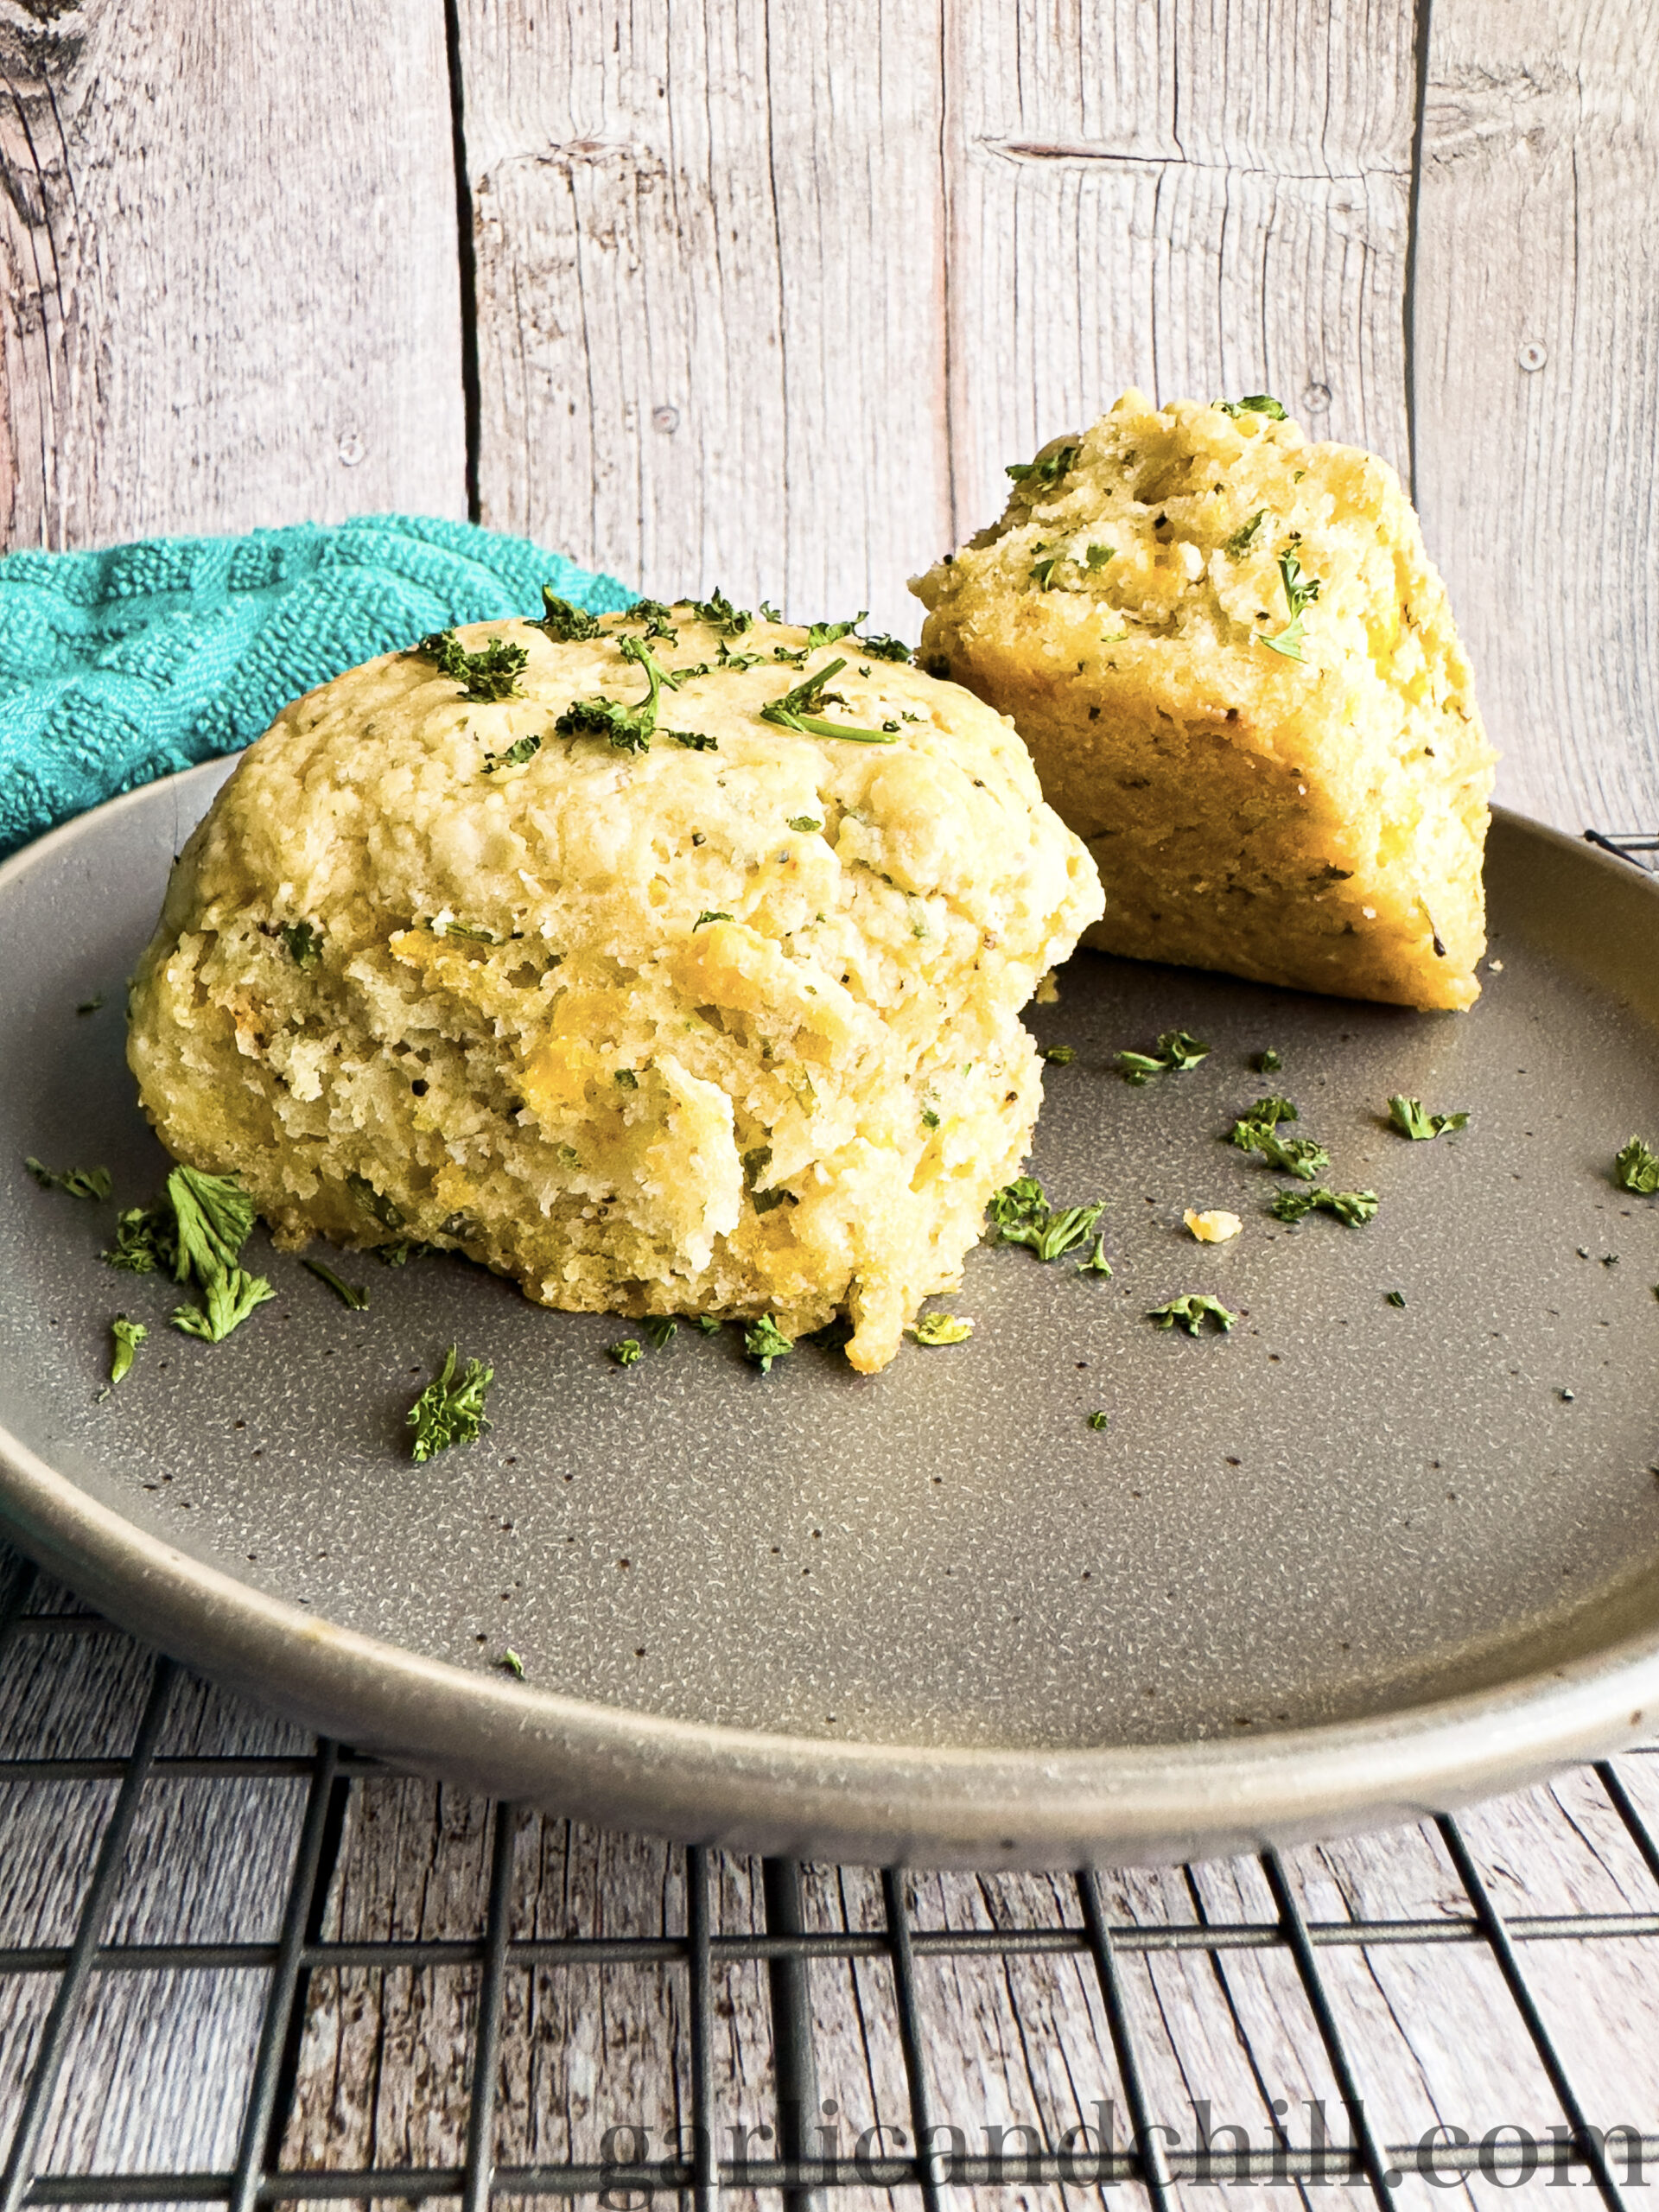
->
[127,600,1101,1373]
[912,390,1496,1010]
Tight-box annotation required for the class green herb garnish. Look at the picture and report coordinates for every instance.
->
[909,1312,974,1346]
[481,734,542,773]
[428,916,499,944]
[620,597,678,641]
[25,1158,111,1201]
[743,1314,794,1371]
[140,1169,253,1281]
[856,632,912,662]
[618,630,683,715]
[302,1257,370,1310]
[1077,1236,1112,1277]
[696,1316,722,1334]
[1042,1045,1077,1065]
[348,1173,405,1231]
[1085,543,1114,570]
[1223,509,1267,558]
[1031,553,1065,590]
[1269,1185,1379,1227]
[554,695,638,749]
[1260,549,1322,662]
[496,1649,526,1679]
[741,1145,772,1188]
[1115,1030,1211,1084]
[673,729,718,750]
[103,1205,173,1274]
[1249,1134,1329,1176]
[536,589,603,642]
[614,1068,639,1090]
[1087,1410,1109,1430]
[1147,1294,1237,1336]
[162,1166,255,1280]
[689,588,753,637]
[609,1338,644,1368]
[788,816,823,833]
[760,658,899,745]
[108,1316,146,1388]
[408,1345,493,1459]
[921,1108,941,1130]
[694,912,732,930]
[1386,1290,1408,1307]
[644,1317,677,1349]
[1230,1114,1329,1180]
[805,613,866,649]
[374,1240,435,1267]
[1215,395,1287,421]
[1230,1095,1297,1132]
[1255,1049,1282,1073]
[985,1175,1105,1262]
[1031,1207,1106,1264]
[278,921,321,969]
[1389,1096,1470,1141]
[172,1267,276,1344]
[556,633,684,753]
[1614,1137,1659,1193]
[1005,442,1078,489]
[416,629,528,702]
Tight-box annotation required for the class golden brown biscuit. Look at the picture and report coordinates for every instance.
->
[127,600,1101,1373]
[912,390,1496,1010]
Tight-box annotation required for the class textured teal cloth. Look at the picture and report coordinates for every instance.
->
[0,515,633,859]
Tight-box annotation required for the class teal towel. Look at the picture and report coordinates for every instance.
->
[0,515,633,860]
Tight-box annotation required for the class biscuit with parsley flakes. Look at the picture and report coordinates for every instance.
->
[127,599,1101,1374]
[911,389,1496,1011]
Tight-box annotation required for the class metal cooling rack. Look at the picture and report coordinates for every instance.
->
[1583,830,1659,874]
[3,1546,1659,2210]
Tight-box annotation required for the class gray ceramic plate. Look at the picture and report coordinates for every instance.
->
[2,759,1658,1866]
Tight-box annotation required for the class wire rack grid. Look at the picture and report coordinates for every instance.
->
[5,1548,1659,2212]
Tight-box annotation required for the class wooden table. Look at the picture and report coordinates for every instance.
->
[3,0,1659,2196]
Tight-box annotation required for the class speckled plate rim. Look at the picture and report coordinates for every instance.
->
[3,772,1659,1869]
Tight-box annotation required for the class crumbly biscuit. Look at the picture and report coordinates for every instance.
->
[127,603,1101,1373]
[912,390,1496,1010]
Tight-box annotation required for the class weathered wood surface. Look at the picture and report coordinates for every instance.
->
[0,0,467,550]
[451,0,1659,838]
[1412,0,1659,834]
[0,1589,310,2180]
[7,1567,1659,2205]
[278,1755,1659,2201]
[939,0,1417,541]
[456,0,951,639]
[5,0,1658,823]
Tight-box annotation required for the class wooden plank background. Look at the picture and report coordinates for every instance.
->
[5,0,1659,2189]
[6,0,1658,829]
